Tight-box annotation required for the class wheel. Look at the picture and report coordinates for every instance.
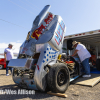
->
[47,63,70,93]
[0,65,3,69]
[67,39,73,50]
[96,59,100,71]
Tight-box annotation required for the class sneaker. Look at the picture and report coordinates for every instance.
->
[82,74,91,78]
[6,74,9,76]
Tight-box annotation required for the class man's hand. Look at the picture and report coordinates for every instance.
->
[71,50,78,57]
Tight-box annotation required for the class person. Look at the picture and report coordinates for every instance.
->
[4,43,14,76]
[71,41,91,78]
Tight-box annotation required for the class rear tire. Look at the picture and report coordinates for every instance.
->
[47,63,70,93]
[0,65,3,69]
[96,59,100,71]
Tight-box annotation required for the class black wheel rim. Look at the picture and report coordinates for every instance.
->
[57,69,67,86]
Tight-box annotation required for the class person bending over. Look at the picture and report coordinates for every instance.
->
[71,41,91,78]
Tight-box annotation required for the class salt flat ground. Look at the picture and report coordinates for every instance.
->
[0,69,100,100]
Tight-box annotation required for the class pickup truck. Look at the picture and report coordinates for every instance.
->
[0,58,6,69]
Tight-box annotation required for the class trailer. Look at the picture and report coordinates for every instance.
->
[63,29,100,71]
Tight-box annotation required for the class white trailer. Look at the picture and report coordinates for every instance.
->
[63,29,100,71]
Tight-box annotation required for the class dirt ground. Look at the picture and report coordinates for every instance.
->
[0,69,100,100]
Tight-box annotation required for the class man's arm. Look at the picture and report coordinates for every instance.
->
[71,50,78,57]
[4,52,7,61]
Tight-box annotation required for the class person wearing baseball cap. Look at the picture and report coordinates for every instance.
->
[8,43,13,46]
[71,41,91,78]
[4,43,14,76]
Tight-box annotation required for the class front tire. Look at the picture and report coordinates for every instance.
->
[47,63,70,93]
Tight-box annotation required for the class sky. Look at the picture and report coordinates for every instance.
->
[0,0,100,55]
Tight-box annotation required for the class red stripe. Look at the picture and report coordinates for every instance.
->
[55,38,59,45]
[37,65,39,70]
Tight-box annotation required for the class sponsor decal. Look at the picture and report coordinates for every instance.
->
[59,20,65,31]
[54,20,65,45]
[44,13,53,24]
[31,13,53,40]
[31,24,46,40]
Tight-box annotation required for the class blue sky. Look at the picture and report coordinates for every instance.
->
[0,0,100,54]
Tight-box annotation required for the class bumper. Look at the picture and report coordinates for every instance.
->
[8,58,33,70]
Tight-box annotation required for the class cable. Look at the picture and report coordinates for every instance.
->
[19,0,39,11]
[8,0,36,15]
[0,19,28,29]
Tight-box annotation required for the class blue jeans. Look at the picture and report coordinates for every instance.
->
[6,61,12,75]
[82,58,90,75]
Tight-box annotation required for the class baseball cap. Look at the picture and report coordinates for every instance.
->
[8,43,13,46]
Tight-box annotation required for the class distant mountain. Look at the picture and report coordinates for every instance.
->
[0,53,18,57]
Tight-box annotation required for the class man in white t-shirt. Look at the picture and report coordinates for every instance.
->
[4,44,14,76]
[71,41,91,78]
